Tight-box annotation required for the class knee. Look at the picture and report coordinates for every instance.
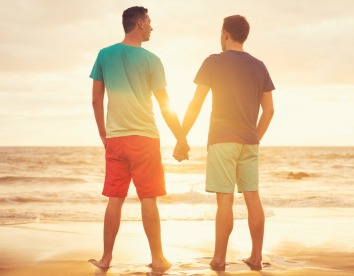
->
[216,193,234,207]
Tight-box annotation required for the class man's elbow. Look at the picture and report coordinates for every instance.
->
[92,98,98,107]
[264,108,274,120]
[92,97,103,108]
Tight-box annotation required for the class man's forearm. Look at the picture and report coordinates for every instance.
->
[257,111,273,142]
[92,101,106,138]
[181,85,209,137]
[92,80,106,140]
[181,104,202,137]
[160,108,186,142]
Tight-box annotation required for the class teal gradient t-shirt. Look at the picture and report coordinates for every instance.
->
[90,43,167,139]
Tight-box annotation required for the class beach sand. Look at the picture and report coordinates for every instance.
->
[0,207,353,275]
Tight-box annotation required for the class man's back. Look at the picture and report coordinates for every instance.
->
[89,6,186,270]
[194,50,274,145]
[177,14,274,271]
[90,43,166,139]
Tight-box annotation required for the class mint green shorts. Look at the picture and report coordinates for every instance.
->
[206,143,259,194]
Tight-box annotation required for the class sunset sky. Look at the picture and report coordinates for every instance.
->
[0,0,353,146]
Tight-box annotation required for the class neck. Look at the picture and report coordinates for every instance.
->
[225,41,244,52]
[121,32,142,47]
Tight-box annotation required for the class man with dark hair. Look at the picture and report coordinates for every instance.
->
[222,15,250,43]
[176,15,275,271]
[89,6,189,269]
[122,6,148,33]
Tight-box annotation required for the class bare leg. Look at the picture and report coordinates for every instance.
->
[242,191,264,270]
[89,197,125,268]
[210,193,234,270]
[140,197,171,269]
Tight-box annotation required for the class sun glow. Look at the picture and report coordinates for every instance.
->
[0,1,353,146]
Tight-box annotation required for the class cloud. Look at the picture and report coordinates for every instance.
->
[260,17,354,85]
[0,0,354,146]
[0,1,128,72]
[2,0,354,84]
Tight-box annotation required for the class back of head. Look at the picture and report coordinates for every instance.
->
[122,6,148,33]
[222,15,250,43]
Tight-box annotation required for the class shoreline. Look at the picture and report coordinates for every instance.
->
[0,207,354,275]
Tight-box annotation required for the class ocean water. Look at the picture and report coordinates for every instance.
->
[0,146,353,225]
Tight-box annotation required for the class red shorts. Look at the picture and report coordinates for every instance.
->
[103,136,166,199]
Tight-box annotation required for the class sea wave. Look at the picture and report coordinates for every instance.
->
[270,171,318,180]
[160,192,214,204]
[262,195,354,208]
[0,195,105,204]
[0,176,86,185]
[163,163,206,174]
[318,153,354,160]
[1,190,352,208]
[0,192,214,205]
[0,204,274,225]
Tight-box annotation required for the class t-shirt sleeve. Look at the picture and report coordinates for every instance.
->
[262,62,275,92]
[89,50,104,81]
[150,58,167,91]
[194,57,212,87]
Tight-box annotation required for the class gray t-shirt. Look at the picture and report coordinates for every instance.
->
[194,50,275,145]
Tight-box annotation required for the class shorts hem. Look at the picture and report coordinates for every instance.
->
[205,185,234,194]
[238,187,259,193]
[102,191,128,198]
[138,191,167,199]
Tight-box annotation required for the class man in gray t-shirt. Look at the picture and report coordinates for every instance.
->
[194,50,274,145]
[176,15,275,271]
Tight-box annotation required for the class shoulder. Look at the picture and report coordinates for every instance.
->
[244,53,266,66]
[200,53,220,66]
[203,51,240,63]
[140,47,162,62]
[245,53,273,81]
[99,43,121,54]
[138,48,165,72]
[94,44,121,61]
[205,53,221,61]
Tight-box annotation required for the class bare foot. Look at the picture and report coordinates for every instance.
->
[242,257,262,271]
[88,258,111,270]
[147,258,172,272]
[209,260,226,271]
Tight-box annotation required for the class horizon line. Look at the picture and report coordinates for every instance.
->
[1,145,354,148]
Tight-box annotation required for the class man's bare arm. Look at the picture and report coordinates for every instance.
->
[92,80,106,147]
[257,91,274,142]
[181,84,210,136]
[153,88,186,141]
[153,89,189,161]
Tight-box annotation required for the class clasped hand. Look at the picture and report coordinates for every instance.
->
[173,140,190,162]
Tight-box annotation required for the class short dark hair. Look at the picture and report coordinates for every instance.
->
[122,6,148,33]
[222,15,250,43]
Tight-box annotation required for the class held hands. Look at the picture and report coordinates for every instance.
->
[173,139,190,162]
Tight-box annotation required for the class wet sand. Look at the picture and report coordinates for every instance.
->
[0,207,353,275]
